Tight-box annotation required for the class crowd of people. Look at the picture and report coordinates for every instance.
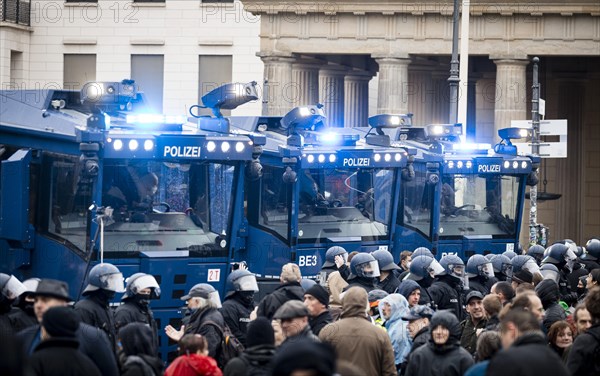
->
[1,237,600,376]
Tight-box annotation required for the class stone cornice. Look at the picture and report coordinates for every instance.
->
[241,1,600,16]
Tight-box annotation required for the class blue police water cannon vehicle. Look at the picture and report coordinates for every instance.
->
[228,107,410,287]
[0,80,264,359]
[370,117,539,260]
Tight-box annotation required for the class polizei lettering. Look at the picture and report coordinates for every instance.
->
[478,164,501,173]
[343,158,370,167]
[163,146,201,158]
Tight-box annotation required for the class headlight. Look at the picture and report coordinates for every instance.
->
[221,142,230,152]
[128,139,139,151]
[113,139,123,151]
[235,142,245,153]
[207,141,216,152]
[144,140,154,151]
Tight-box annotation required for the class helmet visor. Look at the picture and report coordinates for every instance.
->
[541,269,560,284]
[428,260,445,277]
[2,275,27,300]
[130,275,160,297]
[449,264,465,278]
[501,263,513,278]
[237,275,259,292]
[360,260,381,278]
[100,273,125,293]
[209,291,222,308]
[523,260,540,276]
[478,262,495,278]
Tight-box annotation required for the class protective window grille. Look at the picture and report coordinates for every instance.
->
[1,0,31,26]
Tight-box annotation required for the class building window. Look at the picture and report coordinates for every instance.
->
[63,54,96,90]
[131,55,164,112]
[198,55,232,116]
[9,51,24,89]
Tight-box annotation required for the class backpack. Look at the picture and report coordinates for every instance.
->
[202,320,245,368]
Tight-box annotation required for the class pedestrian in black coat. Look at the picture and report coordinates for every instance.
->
[25,306,101,376]
[304,284,333,336]
[535,279,567,333]
[74,289,118,353]
[221,292,254,347]
[257,263,304,320]
[428,275,465,320]
[224,317,276,376]
[567,286,600,376]
[486,308,569,376]
[118,323,164,376]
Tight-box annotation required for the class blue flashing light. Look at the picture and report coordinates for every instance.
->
[425,123,462,138]
[368,114,412,128]
[452,143,491,152]
[126,114,187,125]
[315,131,360,146]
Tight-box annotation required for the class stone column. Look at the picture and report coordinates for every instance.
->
[319,65,346,127]
[260,54,295,116]
[492,57,529,137]
[375,57,411,114]
[344,71,371,128]
[291,60,321,107]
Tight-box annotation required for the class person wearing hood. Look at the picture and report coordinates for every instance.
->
[74,263,125,353]
[378,294,412,373]
[404,311,474,376]
[223,317,276,376]
[25,306,102,376]
[319,287,396,376]
[343,253,380,293]
[257,263,304,320]
[535,279,567,333]
[397,280,421,308]
[166,283,225,362]
[114,273,160,351]
[487,308,569,376]
[372,250,402,294]
[166,334,222,376]
[220,269,259,347]
[118,322,164,376]
[405,256,443,309]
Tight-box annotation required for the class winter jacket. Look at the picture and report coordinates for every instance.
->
[186,307,226,360]
[220,293,254,347]
[120,354,164,376]
[378,294,412,366]
[376,272,401,294]
[417,284,435,309]
[487,332,569,376]
[114,299,159,351]
[404,311,474,376]
[343,277,376,293]
[309,310,333,336]
[223,344,275,376]
[319,287,397,376]
[579,258,600,272]
[74,291,118,353]
[535,279,567,333]
[279,325,320,347]
[428,276,465,320]
[24,337,102,376]
[8,306,37,333]
[566,324,600,376]
[326,271,348,306]
[467,278,489,296]
[165,354,222,376]
[17,323,119,376]
[567,262,588,293]
[460,316,487,355]
[256,282,304,320]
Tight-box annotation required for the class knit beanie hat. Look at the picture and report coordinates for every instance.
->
[246,317,275,348]
[42,306,79,338]
[305,284,330,307]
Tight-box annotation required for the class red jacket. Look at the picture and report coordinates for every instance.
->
[164,354,222,376]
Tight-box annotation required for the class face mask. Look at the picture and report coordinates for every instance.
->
[238,291,255,306]
[99,289,116,301]
[134,293,151,306]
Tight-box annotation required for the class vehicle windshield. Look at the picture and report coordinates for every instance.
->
[401,163,433,238]
[259,166,394,243]
[439,174,521,238]
[49,157,236,256]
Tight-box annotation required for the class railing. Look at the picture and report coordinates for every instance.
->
[1,0,30,26]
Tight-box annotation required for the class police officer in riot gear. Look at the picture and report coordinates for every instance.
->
[220,269,259,347]
[511,255,542,280]
[465,254,497,295]
[558,240,590,294]
[0,273,27,336]
[542,243,580,307]
[405,255,444,309]
[317,246,349,286]
[114,273,160,350]
[490,254,513,282]
[343,253,380,293]
[580,238,600,271]
[428,255,466,320]
[9,277,40,332]
[371,249,402,294]
[527,244,546,264]
[74,263,125,353]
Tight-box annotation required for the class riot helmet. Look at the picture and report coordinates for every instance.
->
[83,263,125,293]
[181,283,222,308]
[122,273,160,300]
[540,264,560,284]
[0,274,27,301]
[22,278,41,297]
[485,254,495,261]
[406,256,444,281]
[439,254,465,281]
[583,238,600,260]
[225,269,259,297]
[490,254,513,280]
[349,253,380,279]
[502,250,517,260]
[527,245,545,264]
[466,254,495,279]
[542,243,577,272]
[413,247,434,258]
[322,246,348,268]
[512,255,541,277]
[372,250,401,272]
